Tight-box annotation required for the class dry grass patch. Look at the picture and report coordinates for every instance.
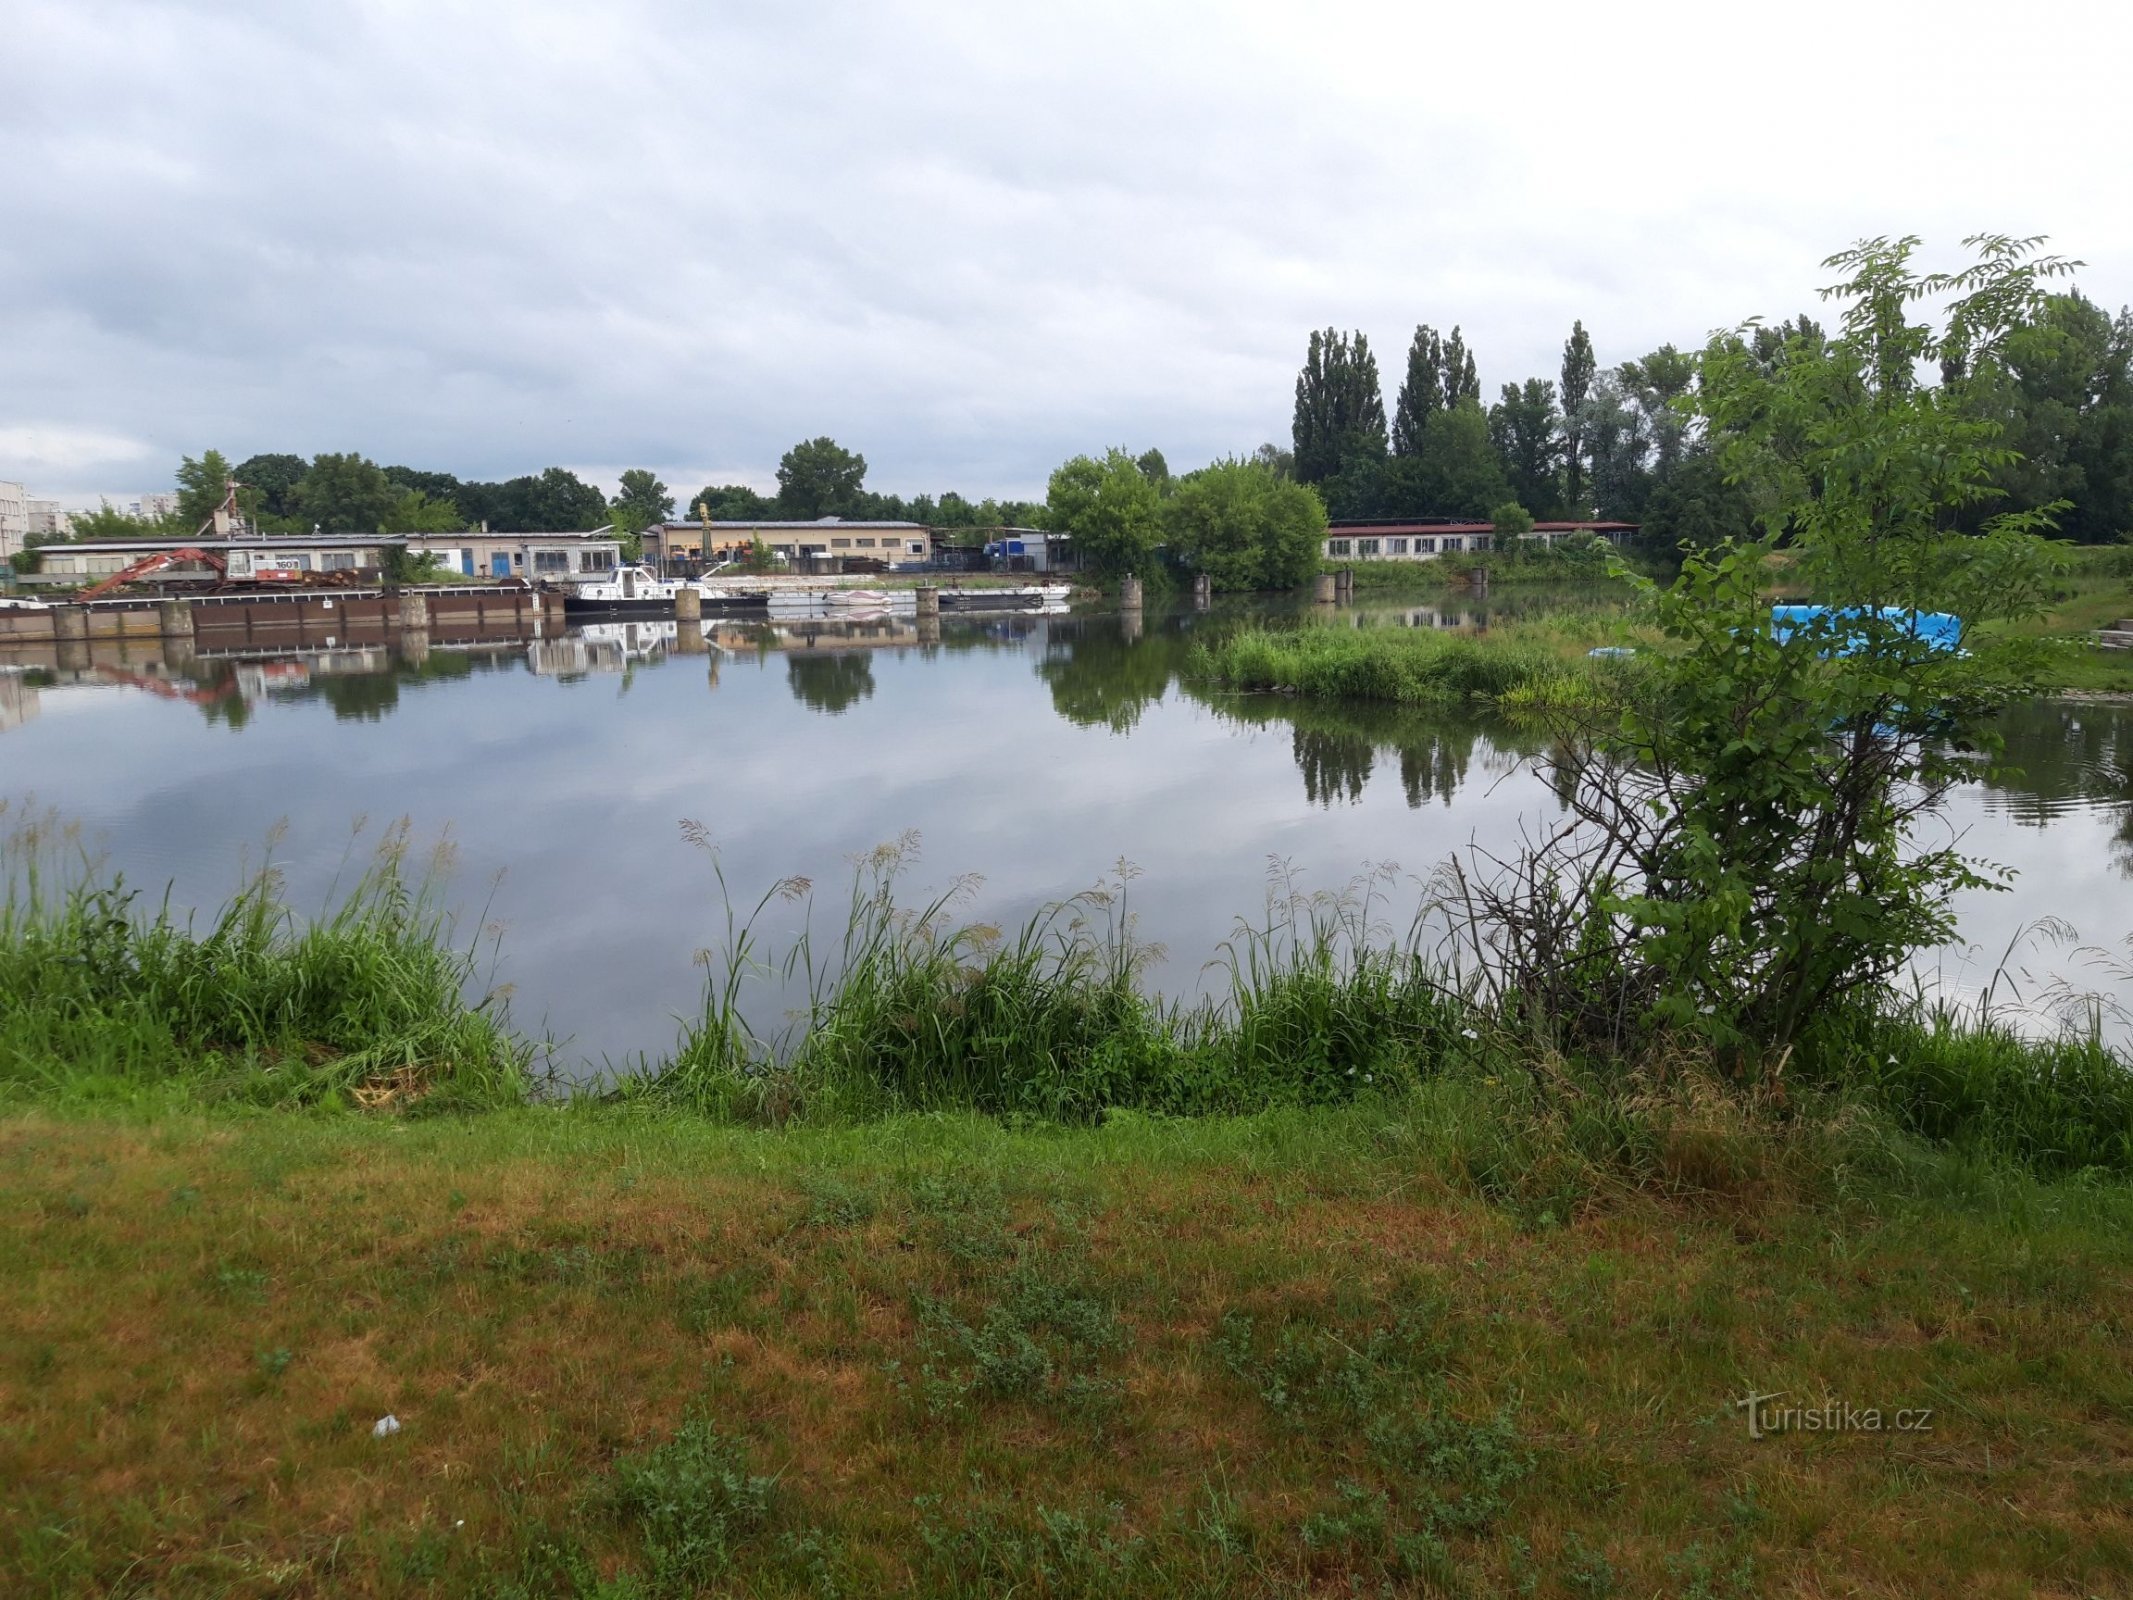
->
[1,1110,2130,1597]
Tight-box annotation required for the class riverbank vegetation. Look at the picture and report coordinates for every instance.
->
[0,807,531,1114]
[1188,613,1649,713]
[10,1097,2133,1599]
[9,236,2133,1596]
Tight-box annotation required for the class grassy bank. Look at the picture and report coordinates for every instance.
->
[1187,613,1656,714]
[1317,540,1660,591]
[7,819,2133,1595]
[0,807,532,1114]
[8,1102,2133,1598]
[1992,542,2133,693]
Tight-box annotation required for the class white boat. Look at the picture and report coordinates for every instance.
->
[565,565,737,617]
[767,587,917,615]
[938,583,1073,611]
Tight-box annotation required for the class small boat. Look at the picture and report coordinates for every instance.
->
[937,583,1073,611]
[564,565,738,617]
[767,588,917,615]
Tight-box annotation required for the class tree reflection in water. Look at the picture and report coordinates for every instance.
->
[786,652,875,715]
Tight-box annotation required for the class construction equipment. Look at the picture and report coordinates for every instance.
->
[76,547,228,602]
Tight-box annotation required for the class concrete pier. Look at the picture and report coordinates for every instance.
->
[1193,573,1212,610]
[1314,572,1336,604]
[53,606,90,672]
[1469,566,1490,595]
[1120,575,1144,611]
[397,592,431,630]
[1334,567,1354,603]
[155,598,194,639]
[674,585,707,654]
[914,585,940,620]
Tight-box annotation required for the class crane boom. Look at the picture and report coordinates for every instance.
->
[76,547,228,603]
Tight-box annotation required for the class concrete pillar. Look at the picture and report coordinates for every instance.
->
[1193,573,1212,610]
[1121,605,1143,645]
[399,629,431,668]
[1314,572,1336,604]
[156,597,194,643]
[54,607,90,673]
[917,612,941,647]
[673,585,703,623]
[914,585,940,620]
[1119,575,1144,611]
[161,631,197,673]
[397,591,431,630]
[1469,567,1490,595]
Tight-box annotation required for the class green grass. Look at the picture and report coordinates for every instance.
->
[1318,539,1664,591]
[6,812,2133,1594]
[1187,613,1656,713]
[631,842,1468,1123]
[1980,542,2133,693]
[4,1101,2132,1597]
[0,803,531,1113]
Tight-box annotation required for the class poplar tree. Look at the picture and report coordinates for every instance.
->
[1559,319,1598,511]
[1441,326,1481,405]
[1292,328,1388,484]
[1392,325,1445,457]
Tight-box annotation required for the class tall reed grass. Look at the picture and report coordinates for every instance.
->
[0,803,531,1110]
[629,840,1469,1122]
[627,826,2133,1183]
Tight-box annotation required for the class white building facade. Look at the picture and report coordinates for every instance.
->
[0,481,26,563]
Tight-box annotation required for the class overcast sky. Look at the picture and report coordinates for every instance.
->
[5,0,2130,507]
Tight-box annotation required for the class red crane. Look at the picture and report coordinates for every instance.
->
[76,547,228,603]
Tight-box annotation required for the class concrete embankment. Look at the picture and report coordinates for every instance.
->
[0,586,567,670]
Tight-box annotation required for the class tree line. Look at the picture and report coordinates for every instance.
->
[1286,286,2133,549]
[46,438,1046,549]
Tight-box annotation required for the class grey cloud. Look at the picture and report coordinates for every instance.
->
[5,0,2131,503]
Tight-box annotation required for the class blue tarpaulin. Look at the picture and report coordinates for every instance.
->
[1769,605,1963,654]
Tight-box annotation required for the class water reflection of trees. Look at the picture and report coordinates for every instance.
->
[1035,619,1193,733]
[786,652,875,715]
[1178,681,1546,810]
[1985,702,2133,876]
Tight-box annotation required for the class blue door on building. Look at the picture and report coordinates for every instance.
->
[460,552,475,576]
[491,553,513,577]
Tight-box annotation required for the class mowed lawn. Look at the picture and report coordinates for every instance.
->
[4,1106,2131,1598]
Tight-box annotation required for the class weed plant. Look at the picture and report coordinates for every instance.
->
[0,803,529,1110]
[634,842,1469,1123]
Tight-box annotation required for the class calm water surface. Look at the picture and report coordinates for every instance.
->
[5,599,2131,1067]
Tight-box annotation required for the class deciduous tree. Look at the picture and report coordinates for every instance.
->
[1392,325,1445,458]
[295,453,399,533]
[1487,379,1561,517]
[175,449,235,533]
[1292,329,1387,484]
[1559,320,1597,512]
[613,468,674,528]
[1162,458,1327,590]
[775,438,867,519]
[1044,448,1163,578]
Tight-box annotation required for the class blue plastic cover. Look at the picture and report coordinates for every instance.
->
[1769,605,1962,655]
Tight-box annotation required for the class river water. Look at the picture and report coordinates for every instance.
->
[5,599,2131,1068]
